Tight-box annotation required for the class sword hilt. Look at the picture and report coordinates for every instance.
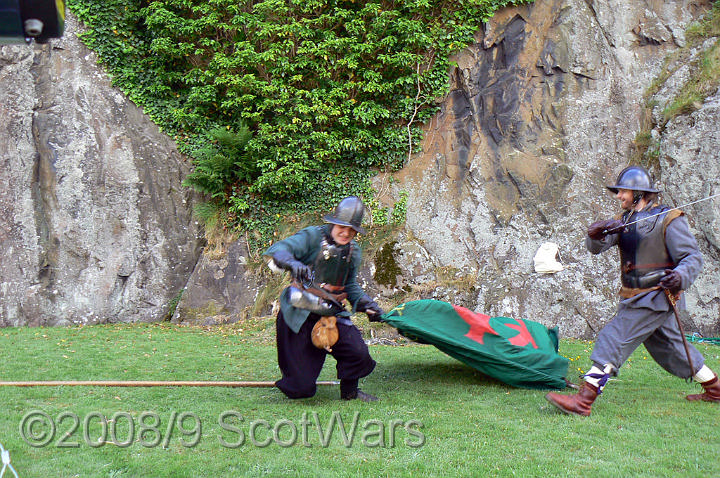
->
[602,225,624,235]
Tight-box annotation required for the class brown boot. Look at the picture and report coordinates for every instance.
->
[686,375,720,402]
[545,382,599,416]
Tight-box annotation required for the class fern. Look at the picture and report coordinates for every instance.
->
[182,122,255,199]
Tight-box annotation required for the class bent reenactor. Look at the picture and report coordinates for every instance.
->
[264,196,384,402]
[546,166,720,416]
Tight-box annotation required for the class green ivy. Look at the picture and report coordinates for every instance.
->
[67,0,530,250]
[391,189,409,225]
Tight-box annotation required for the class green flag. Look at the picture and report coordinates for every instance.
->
[381,300,570,390]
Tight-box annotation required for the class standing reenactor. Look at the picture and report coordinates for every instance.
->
[264,196,384,402]
[546,166,720,416]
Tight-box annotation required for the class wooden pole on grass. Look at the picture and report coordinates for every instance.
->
[0,380,338,388]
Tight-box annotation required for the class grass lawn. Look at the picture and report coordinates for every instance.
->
[0,319,718,477]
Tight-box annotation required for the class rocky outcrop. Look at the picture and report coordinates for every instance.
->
[382,0,719,338]
[656,85,720,329]
[0,16,202,326]
[170,240,260,325]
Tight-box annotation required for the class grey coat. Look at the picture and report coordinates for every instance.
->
[585,212,705,377]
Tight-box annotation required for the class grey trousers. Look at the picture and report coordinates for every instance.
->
[590,302,705,379]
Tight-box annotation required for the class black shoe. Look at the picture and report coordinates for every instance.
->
[341,389,379,402]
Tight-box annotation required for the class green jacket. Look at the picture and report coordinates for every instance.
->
[264,224,365,333]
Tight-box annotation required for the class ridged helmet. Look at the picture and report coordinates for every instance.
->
[323,196,366,234]
[606,166,660,194]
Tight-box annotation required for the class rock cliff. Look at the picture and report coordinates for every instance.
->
[0,16,202,325]
[384,0,719,338]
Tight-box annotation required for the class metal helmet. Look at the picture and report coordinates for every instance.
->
[323,196,366,234]
[606,166,660,194]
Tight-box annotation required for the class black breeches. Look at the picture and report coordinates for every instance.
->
[275,312,376,399]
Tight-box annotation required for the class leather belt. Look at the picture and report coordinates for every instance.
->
[319,283,345,293]
[619,285,661,299]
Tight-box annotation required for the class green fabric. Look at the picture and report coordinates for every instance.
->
[381,300,570,390]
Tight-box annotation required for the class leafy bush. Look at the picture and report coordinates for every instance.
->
[67,0,529,249]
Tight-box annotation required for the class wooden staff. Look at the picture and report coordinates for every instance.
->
[0,380,338,388]
[665,289,695,376]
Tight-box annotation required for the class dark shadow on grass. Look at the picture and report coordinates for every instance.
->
[373,358,508,389]
[254,361,511,405]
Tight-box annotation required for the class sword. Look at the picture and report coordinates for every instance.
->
[604,192,720,234]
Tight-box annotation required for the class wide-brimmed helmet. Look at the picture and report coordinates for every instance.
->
[323,196,366,234]
[606,166,660,194]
